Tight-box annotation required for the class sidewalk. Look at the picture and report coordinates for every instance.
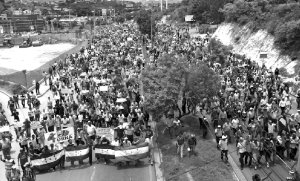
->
[0,77,51,181]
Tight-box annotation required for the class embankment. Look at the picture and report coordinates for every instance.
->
[212,23,296,74]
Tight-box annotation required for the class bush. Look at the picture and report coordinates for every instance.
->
[10,84,27,95]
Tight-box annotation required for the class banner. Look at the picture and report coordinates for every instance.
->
[31,150,64,171]
[94,143,149,162]
[65,145,89,162]
[99,86,109,92]
[44,127,74,146]
[0,125,9,132]
[94,144,115,159]
[114,143,149,162]
[30,121,43,130]
[96,128,114,142]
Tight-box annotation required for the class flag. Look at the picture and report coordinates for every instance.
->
[31,150,64,171]
[94,144,115,159]
[94,143,149,162]
[278,116,288,133]
[115,143,149,162]
[65,145,90,162]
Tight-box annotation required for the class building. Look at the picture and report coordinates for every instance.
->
[0,14,45,33]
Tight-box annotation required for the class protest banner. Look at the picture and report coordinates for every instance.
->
[31,150,65,171]
[44,127,74,146]
[96,128,114,142]
[30,121,43,130]
[65,145,89,162]
[99,86,109,92]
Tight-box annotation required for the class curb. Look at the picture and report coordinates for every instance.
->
[151,121,165,181]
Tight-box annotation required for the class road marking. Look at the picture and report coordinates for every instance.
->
[90,166,96,181]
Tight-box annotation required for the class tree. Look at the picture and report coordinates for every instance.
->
[141,53,220,120]
[135,10,156,38]
[186,63,221,112]
[141,54,188,119]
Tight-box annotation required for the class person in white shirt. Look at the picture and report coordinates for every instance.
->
[219,135,228,163]
[237,137,246,170]
[86,121,96,140]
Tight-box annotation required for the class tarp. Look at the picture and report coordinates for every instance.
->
[44,127,75,147]
[65,145,89,162]
[94,143,149,162]
[31,150,64,171]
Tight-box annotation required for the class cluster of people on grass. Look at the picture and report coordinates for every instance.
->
[0,22,157,181]
[147,24,299,175]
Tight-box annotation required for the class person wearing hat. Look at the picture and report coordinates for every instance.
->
[252,172,272,181]
[219,135,228,163]
[215,125,223,149]
[187,134,197,157]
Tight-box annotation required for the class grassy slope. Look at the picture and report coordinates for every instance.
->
[157,115,233,181]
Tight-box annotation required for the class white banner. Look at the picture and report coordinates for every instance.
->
[44,127,74,146]
[0,126,9,132]
[99,86,108,92]
[96,128,114,142]
[115,146,149,158]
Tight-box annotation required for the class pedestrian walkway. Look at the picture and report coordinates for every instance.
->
[0,76,51,181]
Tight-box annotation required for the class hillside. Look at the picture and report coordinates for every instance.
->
[213,23,296,74]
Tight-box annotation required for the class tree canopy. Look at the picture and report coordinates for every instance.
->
[141,54,221,119]
[135,10,156,38]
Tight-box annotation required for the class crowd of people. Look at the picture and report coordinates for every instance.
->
[0,20,298,181]
[0,22,157,181]
[147,24,298,178]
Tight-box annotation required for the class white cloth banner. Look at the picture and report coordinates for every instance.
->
[65,147,89,157]
[44,127,75,147]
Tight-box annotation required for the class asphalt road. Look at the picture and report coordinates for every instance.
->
[0,81,156,181]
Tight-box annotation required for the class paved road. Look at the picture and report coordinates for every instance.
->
[0,80,156,181]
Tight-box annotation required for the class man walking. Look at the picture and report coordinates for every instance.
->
[176,132,185,159]
[187,134,197,157]
[219,135,228,163]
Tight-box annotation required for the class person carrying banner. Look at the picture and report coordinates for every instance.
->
[100,135,110,165]
[23,162,36,181]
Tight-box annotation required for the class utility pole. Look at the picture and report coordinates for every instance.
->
[160,0,163,12]
[166,0,168,10]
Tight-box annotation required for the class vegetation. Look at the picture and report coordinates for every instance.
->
[168,0,232,24]
[221,0,300,58]
[157,115,233,181]
[135,10,157,38]
[141,53,221,120]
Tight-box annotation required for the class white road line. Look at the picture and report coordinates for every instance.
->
[90,166,96,181]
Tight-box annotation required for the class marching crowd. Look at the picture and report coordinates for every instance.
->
[0,20,299,181]
[0,22,155,181]
[148,24,298,178]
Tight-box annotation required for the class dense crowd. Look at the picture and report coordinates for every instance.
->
[148,24,298,175]
[0,21,298,181]
[0,22,155,181]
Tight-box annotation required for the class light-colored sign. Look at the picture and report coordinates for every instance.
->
[99,86,108,92]
[30,121,43,130]
[44,127,74,146]
[102,9,107,16]
[96,128,114,142]
[0,126,10,132]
